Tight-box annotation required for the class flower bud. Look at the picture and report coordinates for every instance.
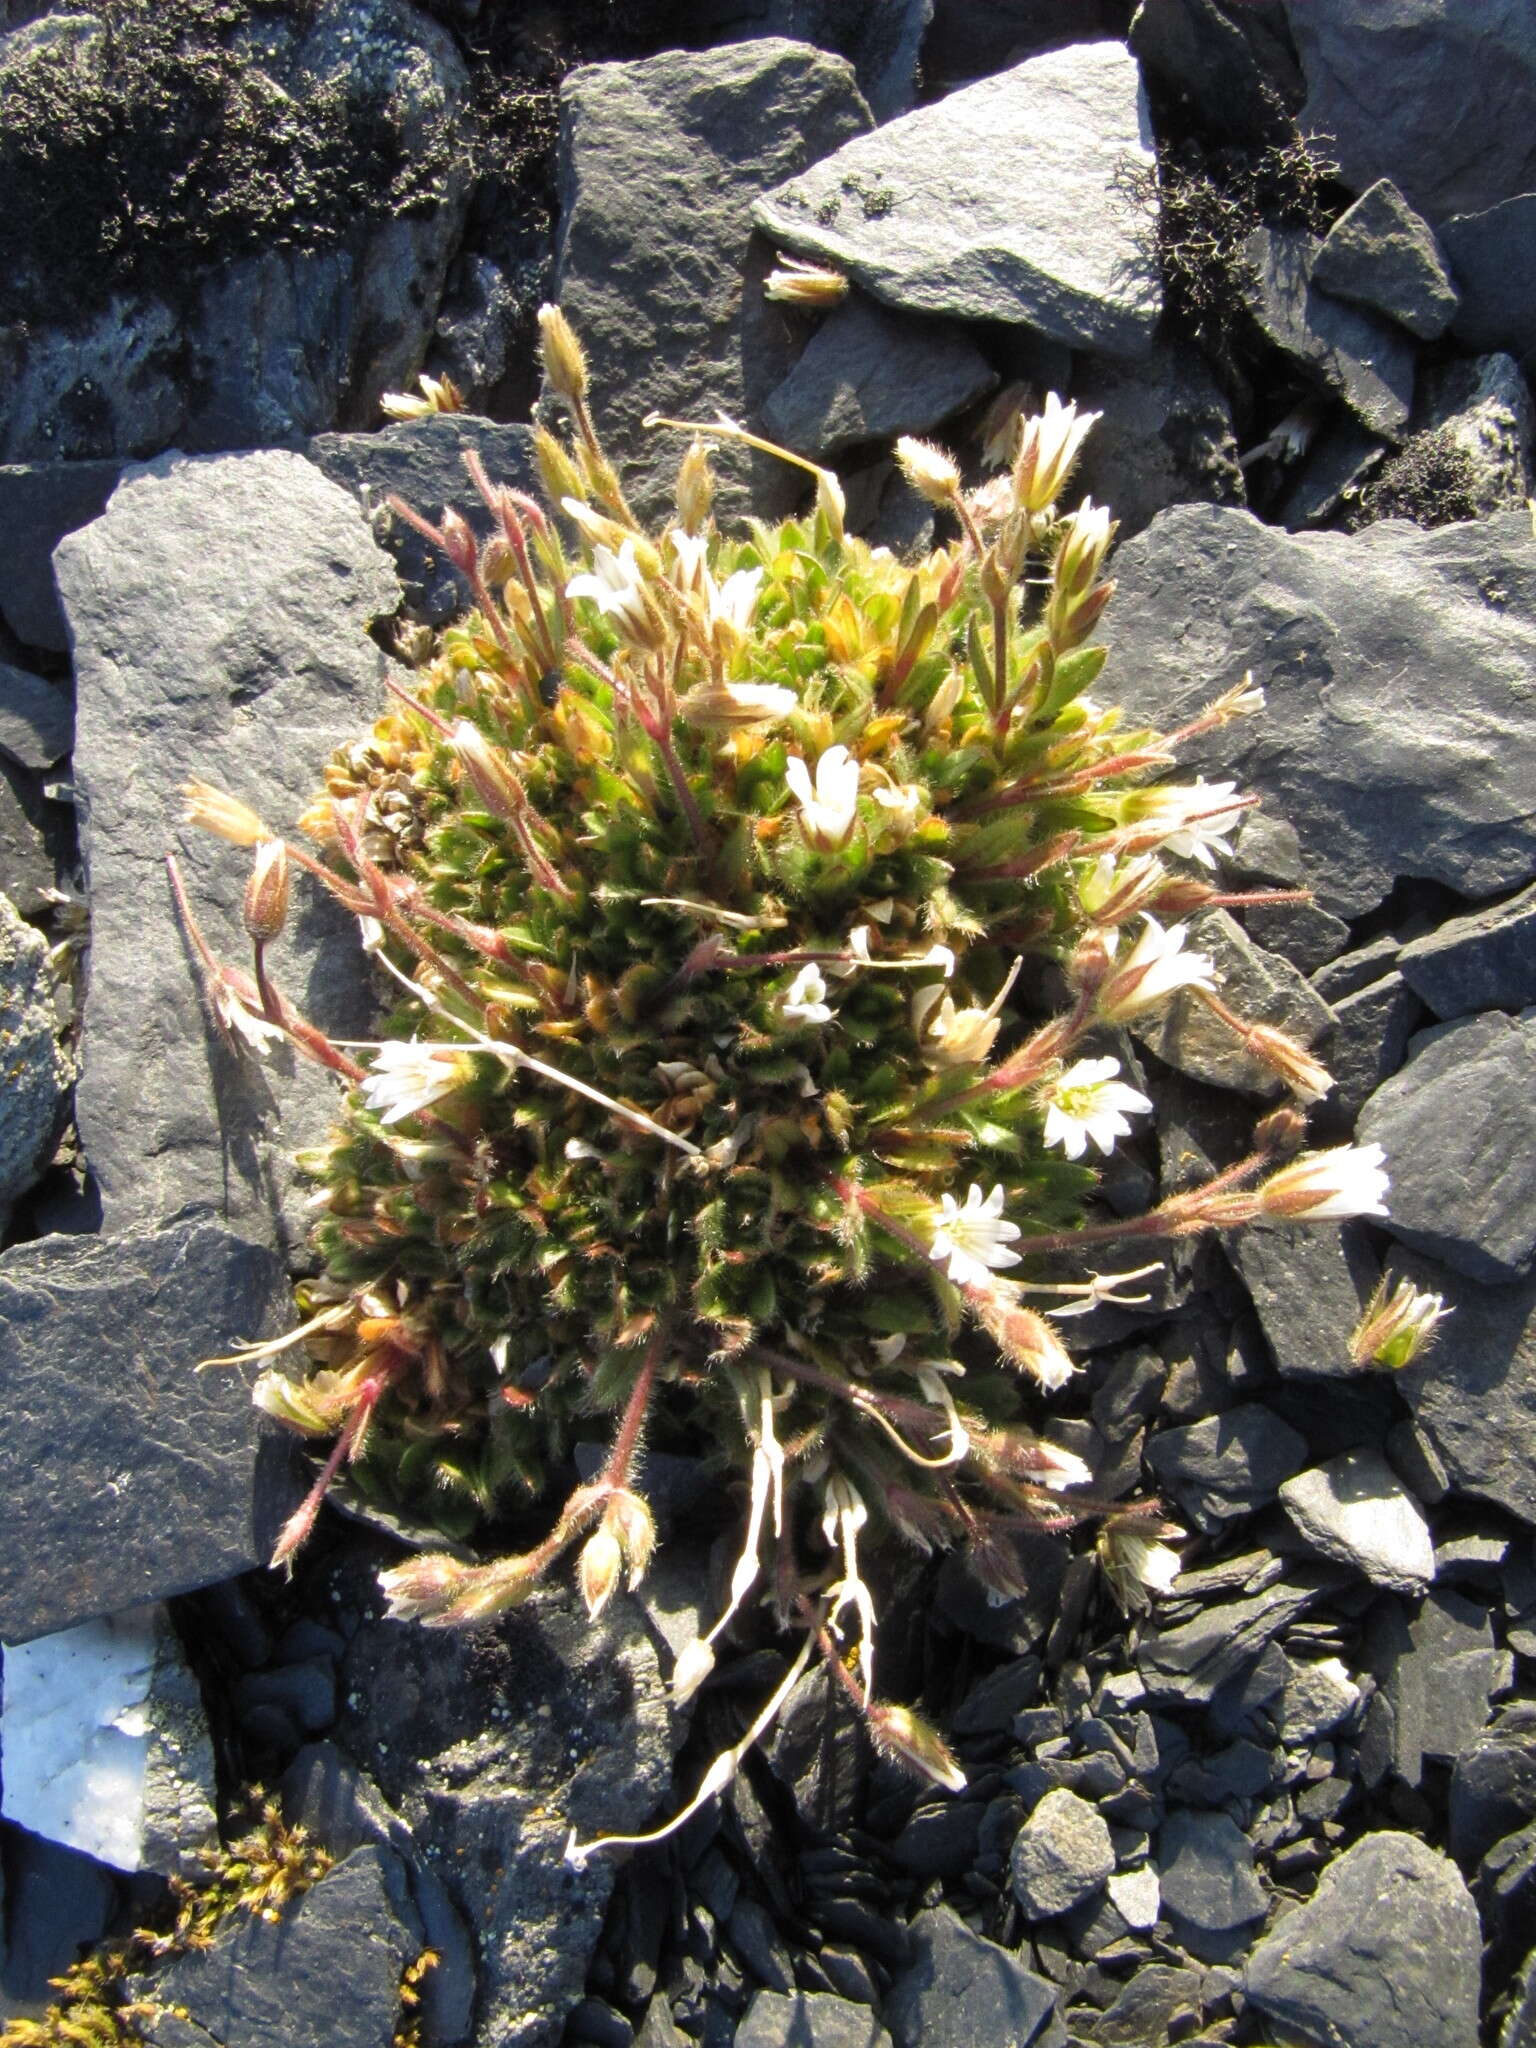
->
[578,1525,624,1619]
[763,257,849,306]
[1254,1104,1307,1156]
[605,1488,657,1587]
[532,425,586,506]
[242,838,290,943]
[866,1703,966,1792]
[676,439,716,534]
[538,302,589,404]
[451,720,522,821]
[895,436,961,508]
[1349,1275,1450,1370]
[671,1636,717,1702]
[1240,1022,1334,1103]
[183,780,269,847]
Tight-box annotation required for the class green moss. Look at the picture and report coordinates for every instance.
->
[1350,428,1484,531]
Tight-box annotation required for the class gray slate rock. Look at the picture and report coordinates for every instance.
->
[1320,972,1420,1125]
[1450,1706,1536,1869]
[1416,353,1535,517]
[0,753,68,919]
[719,0,930,124]
[1275,413,1387,531]
[1291,0,1536,225]
[1242,227,1414,438]
[1279,1655,1361,1744]
[1129,0,1297,145]
[1139,1573,1324,1707]
[0,457,121,652]
[1146,1403,1308,1532]
[1441,198,1536,373]
[1070,340,1245,540]
[735,1991,890,2048]
[149,1845,420,2048]
[753,43,1162,359]
[1360,1009,1536,1283]
[335,1578,678,2048]
[1389,1246,1536,1526]
[1103,504,1536,917]
[1229,1223,1376,1378]
[885,1906,1064,2048]
[1247,1830,1480,2048]
[56,449,396,1249]
[1279,1448,1435,1593]
[307,415,539,626]
[0,1221,300,1641]
[1312,179,1458,340]
[552,41,872,526]
[0,889,70,1231]
[759,292,994,459]
[1133,908,1333,1097]
[1157,1809,1266,1937]
[0,664,70,770]
[1399,883,1536,1019]
[1010,1787,1114,1919]
[1364,1586,1511,1784]
[0,1828,118,2008]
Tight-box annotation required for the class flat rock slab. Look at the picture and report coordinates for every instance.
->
[1292,0,1536,225]
[1157,1809,1265,1936]
[1389,1245,1536,1527]
[1360,1009,1536,1283]
[754,42,1162,357]
[56,449,397,1250]
[553,40,872,524]
[1229,1222,1377,1378]
[759,291,995,459]
[1244,1830,1480,2048]
[884,1906,1064,2048]
[0,1222,301,1641]
[1279,1447,1434,1593]
[1145,1403,1307,1533]
[1103,504,1536,917]
[1398,882,1536,1018]
[335,1574,677,2048]
[149,1845,420,2048]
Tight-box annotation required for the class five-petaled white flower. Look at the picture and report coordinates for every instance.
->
[360,1042,472,1125]
[778,963,833,1026]
[1139,780,1247,867]
[928,1183,1023,1289]
[703,565,763,639]
[1258,1143,1389,1221]
[1014,391,1102,513]
[786,744,860,850]
[1040,1056,1153,1160]
[567,539,650,641]
[1095,914,1218,1023]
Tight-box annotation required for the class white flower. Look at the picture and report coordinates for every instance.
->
[1014,392,1101,513]
[1095,914,1218,1023]
[678,679,798,729]
[1097,1518,1184,1612]
[704,565,764,637]
[668,527,710,590]
[567,539,650,640]
[1257,1143,1390,1222]
[1139,780,1247,867]
[1040,1056,1153,1160]
[928,1183,1023,1288]
[778,963,832,1026]
[871,778,924,842]
[786,744,860,851]
[360,1041,472,1125]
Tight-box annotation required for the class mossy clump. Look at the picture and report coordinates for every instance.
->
[0,0,458,328]
[1349,427,1486,531]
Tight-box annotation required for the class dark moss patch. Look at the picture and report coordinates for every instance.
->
[0,0,456,328]
[1348,428,1486,531]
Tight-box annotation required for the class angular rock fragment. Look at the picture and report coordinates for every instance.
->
[1279,1448,1435,1593]
[56,449,397,1247]
[1157,1809,1266,1949]
[553,41,872,524]
[0,1221,301,1641]
[0,888,70,1232]
[1105,505,1536,916]
[0,664,71,772]
[1245,1830,1480,2048]
[1133,909,1333,1097]
[1146,1403,1307,1531]
[1229,1223,1376,1378]
[884,1906,1064,2048]
[1070,340,1245,539]
[1398,881,1536,1019]
[1242,227,1415,438]
[1312,179,1459,339]
[1360,1010,1536,1283]
[1413,354,1535,517]
[1010,1787,1115,1919]
[1441,197,1536,368]
[754,43,1161,357]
